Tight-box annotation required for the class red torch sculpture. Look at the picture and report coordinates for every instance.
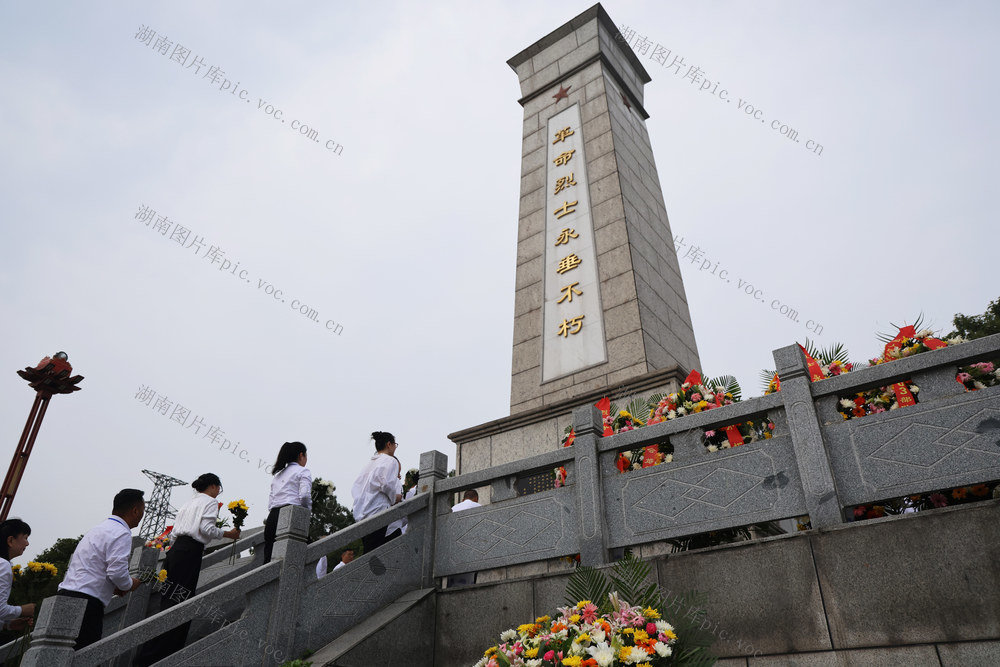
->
[0,352,84,521]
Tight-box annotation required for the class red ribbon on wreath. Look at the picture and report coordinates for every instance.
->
[797,344,825,382]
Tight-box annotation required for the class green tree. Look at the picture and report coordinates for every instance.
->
[33,535,82,582]
[948,296,1000,340]
[309,478,355,546]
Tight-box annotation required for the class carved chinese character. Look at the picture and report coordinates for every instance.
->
[557,283,582,304]
[554,228,579,246]
[556,254,582,274]
[552,127,575,144]
[553,200,578,220]
[557,315,585,337]
[553,150,576,167]
[554,173,577,195]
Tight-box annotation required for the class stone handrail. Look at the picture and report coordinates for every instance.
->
[17,334,999,664]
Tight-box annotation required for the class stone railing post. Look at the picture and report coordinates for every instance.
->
[112,546,160,667]
[263,504,310,660]
[773,344,843,528]
[419,450,448,588]
[20,594,86,667]
[572,404,608,566]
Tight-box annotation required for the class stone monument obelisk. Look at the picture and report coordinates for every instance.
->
[450,4,701,481]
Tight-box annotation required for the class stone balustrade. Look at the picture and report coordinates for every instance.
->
[15,334,1000,665]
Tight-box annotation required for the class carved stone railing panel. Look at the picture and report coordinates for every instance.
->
[826,385,1000,506]
[433,487,577,577]
[603,433,807,547]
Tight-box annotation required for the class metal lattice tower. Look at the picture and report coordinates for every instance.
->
[138,469,187,540]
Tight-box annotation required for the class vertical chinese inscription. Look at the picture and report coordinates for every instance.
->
[542,104,607,382]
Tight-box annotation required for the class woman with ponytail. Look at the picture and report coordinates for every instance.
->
[351,431,403,554]
[263,441,312,563]
[135,473,239,665]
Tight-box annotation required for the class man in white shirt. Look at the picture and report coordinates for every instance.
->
[351,431,402,555]
[58,489,145,650]
[316,548,354,578]
[447,490,482,587]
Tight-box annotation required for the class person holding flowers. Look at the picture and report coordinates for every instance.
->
[0,519,36,631]
[135,473,240,666]
[264,441,312,563]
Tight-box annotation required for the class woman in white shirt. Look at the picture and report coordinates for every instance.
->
[135,473,240,666]
[0,519,36,631]
[264,441,312,563]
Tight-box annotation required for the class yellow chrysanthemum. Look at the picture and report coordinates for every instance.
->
[576,600,591,609]
[535,615,551,624]
[637,663,654,667]
[10,565,20,576]
[484,646,497,657]
[525,648,539,658]
[562,657,583,667]
[663,629,677,641]
[570,614,581,624]
[157,569,168,582]
[622,628,635,635]
[574,632,591,644]
[619,646,633,661]
[643,606,660,619]
[633,630,649,642]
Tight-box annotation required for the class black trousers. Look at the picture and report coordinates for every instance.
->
[56,590,104,650]
[134,535,205,666]
[263,505,286,563]
[362,527,401,556]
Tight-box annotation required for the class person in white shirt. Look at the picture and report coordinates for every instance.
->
[447,490,482,587]
[351,431,402,555]
[0,519,36,631]
[135,473,240,666]
[316,548,354,578]
[264,442,312,563]
[58,488,145,650]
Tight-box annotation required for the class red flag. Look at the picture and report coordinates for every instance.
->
[563,429,575,447]
[594,397,613,437]
[797,344,825,382]
[683,369,702,386]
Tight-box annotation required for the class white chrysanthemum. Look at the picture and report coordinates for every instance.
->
[995,368,1000,379]
[677,407,687,415]
[974,381,987,390]
[587,642,616,667]
[840,399,855,409]
[590,628,606,643]
[654,641,673,657]
[665,454,673,462]
[472,659,487,667]
[889,403,898,410]
[655,620,674,633]
[910,385,919,393]
[667,410,677,419]
[946,336,967,345]
[500,629,516,642]
[916,329,934,339]
[526,660,542,667]
[707,445,718,453]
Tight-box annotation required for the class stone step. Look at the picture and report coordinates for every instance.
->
[307,587,435,666]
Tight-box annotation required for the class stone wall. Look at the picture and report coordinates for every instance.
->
[432,499,1000,667]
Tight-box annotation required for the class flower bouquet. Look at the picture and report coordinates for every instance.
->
[145,525,173,552]
[474,552,715,667]
[956,361,1000,392]
[226,499,249,564]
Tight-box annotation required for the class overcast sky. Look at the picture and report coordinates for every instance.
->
[1,1,996,561]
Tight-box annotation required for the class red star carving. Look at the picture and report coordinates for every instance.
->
[552,84,571,101]
[621,92,631,110]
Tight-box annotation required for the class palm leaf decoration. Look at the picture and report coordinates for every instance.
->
[759,368,777,393]
[564,564,613,614]
[802,337,851,366]
[703,375,741,402]
[876,313,926,343]
[563,552,718,665]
